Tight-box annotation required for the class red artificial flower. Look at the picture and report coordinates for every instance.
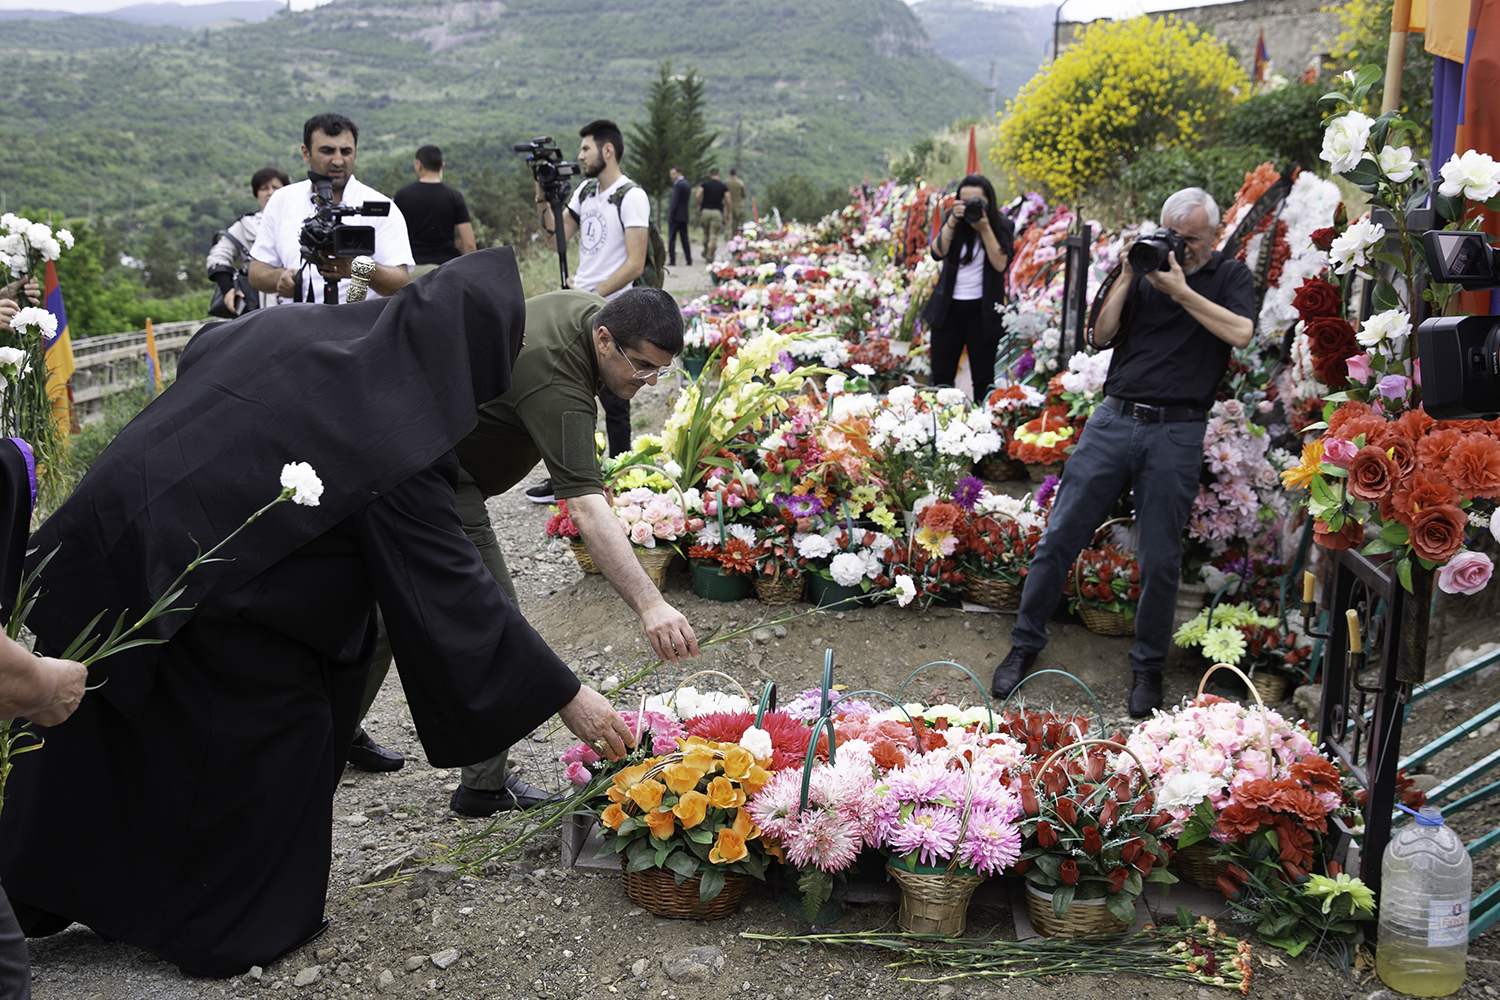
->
[1055,796,1078,826]
[1410,503,1468,563]
[1081,826,1103,854]
[1059,860,1080,885]
[1035,820,1059,848]
[1292,276,1342,320]
[1308,226,1338,252]
[1106,866,1129,894]
[1444,434,1500,498]
[1314,518,1364,551]
[1217,802,1267,838]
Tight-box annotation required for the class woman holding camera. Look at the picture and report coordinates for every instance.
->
[205,166,290,317]
[921,173,1015,400]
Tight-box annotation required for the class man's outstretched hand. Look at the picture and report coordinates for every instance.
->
[557,686,636,761]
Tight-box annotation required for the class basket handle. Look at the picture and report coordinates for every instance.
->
[819,648,835,722]
[895,660,996,733]
[944,755,976,881]
[754,681,777,728]
[1037,738,1153,797]
[998,668,1106,740]
[1196,662,1275,777]
[716,488,728,547]
[622,747,729,816]
[798,714,839,812]
[669,670,752,714]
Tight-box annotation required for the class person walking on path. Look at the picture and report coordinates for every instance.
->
[695,168,731,263]
[667,166,692,268]
[725,168,748,235]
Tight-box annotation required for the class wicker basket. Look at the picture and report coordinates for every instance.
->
[571,541,600,574]
[886,864,984,934]
[1078,605,1134,636]
[1025,461,1064,481]
[619,856,753,920]
[979,457,1026,482]
[962,576,1022,610]
[634,546,675,590]
[1173,840,1229,891]
[754,574,805,606]
[1248,670,1292,704]
[1025,883,1127,937]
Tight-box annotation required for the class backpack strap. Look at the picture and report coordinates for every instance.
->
[607,181,636,210]
[577,179,600,202]
[216,226,250,258]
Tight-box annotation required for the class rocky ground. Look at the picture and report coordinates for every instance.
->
[22,247,1500,999]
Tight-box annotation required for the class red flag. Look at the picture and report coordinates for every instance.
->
[1461,0,1500,312]
[965,125,981,176]
[1254,30,1270,85]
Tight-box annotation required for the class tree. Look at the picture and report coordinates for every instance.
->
[626,59,721,225]
[996,15,1248,199]
[140,226,183,298]
[763,174,847,224]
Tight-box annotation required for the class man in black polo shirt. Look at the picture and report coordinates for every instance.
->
[393,144,476,276]
[695,167,732,263]
[991,187,1254,717]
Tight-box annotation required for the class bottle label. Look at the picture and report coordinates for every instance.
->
[1429,898,1469,947]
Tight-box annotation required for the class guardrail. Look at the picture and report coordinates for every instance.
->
[70,319,208,420]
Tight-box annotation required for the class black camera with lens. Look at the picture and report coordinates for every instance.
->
[961,197,987,226]
[1128,227,1187,273]
[515,136,579,205]
[1417,230,1500,419]
[297,171,388,263]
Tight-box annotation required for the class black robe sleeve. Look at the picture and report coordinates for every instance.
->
[352,453,581,768]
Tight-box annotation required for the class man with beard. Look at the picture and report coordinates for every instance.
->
[991,188,1255,717]
[0,250,635,977]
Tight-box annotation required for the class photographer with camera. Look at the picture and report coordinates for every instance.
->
[248,113,414,305]
[922,173,1014,400]
[991,188,1255,718]
[205,167,290,318]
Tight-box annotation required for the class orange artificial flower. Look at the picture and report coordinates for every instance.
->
[625,779,666,813]
[731,806,760,842]
[608,762,653,803]
[644,806,677,841]
[661,760,707,795]
[739,764,772,797]
[682,744,719,775]
[720,744,754,779]
[672,790,709,829]
[1280,439,1324,490]
[600,802,627,831]
[710,827,748,864]
[705,776,745,811]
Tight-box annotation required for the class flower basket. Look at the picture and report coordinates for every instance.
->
[635,546,675,590]
[1024,883,1127,937]
[1078,605,1134,636]
[682,356,708,380]
[886,863,984,935]
[691,560,752,602]
[1025,462,1064,481]
[571,541,600,575]
[806,575,863,607]
[1171,840,1227,892]
[1249,669,1292,704]
[619,855,753,920]
[962,576,1022,610]
[754,573,805,606]
[979,456,1026,481]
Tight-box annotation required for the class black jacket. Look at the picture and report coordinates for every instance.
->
[668,176,691,223]
[921,217,1016,341]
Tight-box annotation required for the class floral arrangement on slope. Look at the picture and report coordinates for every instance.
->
[953,490,1048,588]
[1006,405,1079,468]
[1185,399,1287,571]
[865,385,1002,510]
[1065,542,1140,619]
[1172,604,1315,683]
[873,744,1025,876]
[598,736,776,903]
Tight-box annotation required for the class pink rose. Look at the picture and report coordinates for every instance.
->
[1345,353,1373,383]
[687,517,705,531]
[726,493,744,508]
[1323,436,1360,468]
[1437,550,1494,595]
[628,521,654,546]
[565,761,592,785]
[652,519,675,539]
[618,504,643,523]
[704,498,719,516]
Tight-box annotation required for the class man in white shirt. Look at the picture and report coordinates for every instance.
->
[249,113,414,305]
[527,119,649,503]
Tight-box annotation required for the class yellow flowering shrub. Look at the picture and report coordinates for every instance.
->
[997,16,1248,199]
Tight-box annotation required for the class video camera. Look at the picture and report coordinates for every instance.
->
[514,136,579,205]
[1128,227,1187,273]
[1416,230,1500,420]
[298,170,388,263]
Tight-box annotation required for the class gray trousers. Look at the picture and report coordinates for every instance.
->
[358,469,518,790]
[1009,402,1205,674]
[0,886,29,1000]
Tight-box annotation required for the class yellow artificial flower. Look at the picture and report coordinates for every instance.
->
[625,779,666,813]
[705,775,745,811]
[720,744,755,779]
[1280,439,1325,491]
[709,827,749,864]
[644,806,677,841]
[672,790,710,829]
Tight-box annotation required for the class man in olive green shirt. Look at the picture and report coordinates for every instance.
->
[726,168,748,235]
[357,287,701,816]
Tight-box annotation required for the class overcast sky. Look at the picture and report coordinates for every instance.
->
[0,0,1240,16]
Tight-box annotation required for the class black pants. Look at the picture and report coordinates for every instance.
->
[599,386,631,457]
[930,298,998,401]
[0,886,29,1000]
[668,221,692,266]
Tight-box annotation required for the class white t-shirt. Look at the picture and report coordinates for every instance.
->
[951,243,985,301]
[250,176,415,304]
[567,174,649,301]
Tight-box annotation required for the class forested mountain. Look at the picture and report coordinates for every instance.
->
[910,0,1055,99]
[0,0,985,260]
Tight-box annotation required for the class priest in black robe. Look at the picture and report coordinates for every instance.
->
[0,248,634,977]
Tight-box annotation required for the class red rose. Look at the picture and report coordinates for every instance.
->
[1059,860,1080,885]
[1313,353,1350,388]
[1305,317,1358,361]
[1384,435,1418,480]
[1081,826,1103,853]
[1012,858,1030,874]
[1410,503,1468,562]
[1035,820,1058,847]
[1347,444,1399,502]
[1309,226,1338,252]
[1292,277,1342,320]
[1314,518,1365,551]
[1055,796,1078,826]
[1020,784,1038,816]
[1106,866,1129,894]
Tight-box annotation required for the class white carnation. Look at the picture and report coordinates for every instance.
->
[794,532,836,560]
[279,462,324,507]
[1157,771,1222,810]
[1320,111,1373,174]
[1439,149,1500,201]
[829,551,866,587]
[738,726,773,760]
[894,574,916,607]
[8,307,55,340]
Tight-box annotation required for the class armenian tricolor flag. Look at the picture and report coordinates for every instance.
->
[1253,30,1270,85]
[144,317,162,396]
[42,261,75,435]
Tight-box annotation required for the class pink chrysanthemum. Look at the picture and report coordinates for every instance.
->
[784,809,862,872]
[886,805,961,867]
[958,806,1024,875]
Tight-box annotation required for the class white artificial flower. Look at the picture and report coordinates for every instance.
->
[1329,215,1386,275]
[851,363,875,377]
[727,523,757,544]
[8,307,55,340]
[935,387,968,407]
[661,459,683,480]
[1157,771,1222,810]
[1320,111,1374,174]
[1377,145,1418,183]
[738,726,773,761]
[829,551,866,587]
[739,468,759,488]
[24,222,52,249]
[54,229,74,250]
[794,532,836,560]
[1439,149,1500,201]
[895,574,916,606]
[279,462,324,507]
[826,373,848,395]
[0,348,25,370]
[1356,308,1411,348]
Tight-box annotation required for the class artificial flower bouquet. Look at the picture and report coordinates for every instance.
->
[1006,405,1079,469]
[543,499,581,542]
[954,490,1047,589]
[866,385,1002,510]
[684,464,765,578]
[609,486,694,552]
[1065,542,1140,620]
[1172,604,1314,686]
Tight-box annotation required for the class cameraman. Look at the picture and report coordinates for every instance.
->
[248,113,414,304]
[991,188,1254,717]
[922,173,1014,400]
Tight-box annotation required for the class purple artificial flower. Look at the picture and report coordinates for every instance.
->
[1036,475,1061,508]
[953,475,984,511]
[772,305,796,325]
[1377,373,1412,401]
[773,350,797,374]
[779,492,825,518]
[1013,350,1036,379]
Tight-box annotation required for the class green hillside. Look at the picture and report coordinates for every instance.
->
[909,0,1054,103]
[0,16,187,49]
[0,0,985,264]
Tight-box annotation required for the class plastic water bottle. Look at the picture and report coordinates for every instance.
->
[1376,806,1472,997]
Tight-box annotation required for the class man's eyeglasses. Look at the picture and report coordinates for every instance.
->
[614,339,676,380]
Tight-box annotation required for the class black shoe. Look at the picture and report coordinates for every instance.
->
[991,647,1038,699]
[1128,671,1164,718]
[524,479,555,504]
[347,728,404,773]
[450,774,565,817]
